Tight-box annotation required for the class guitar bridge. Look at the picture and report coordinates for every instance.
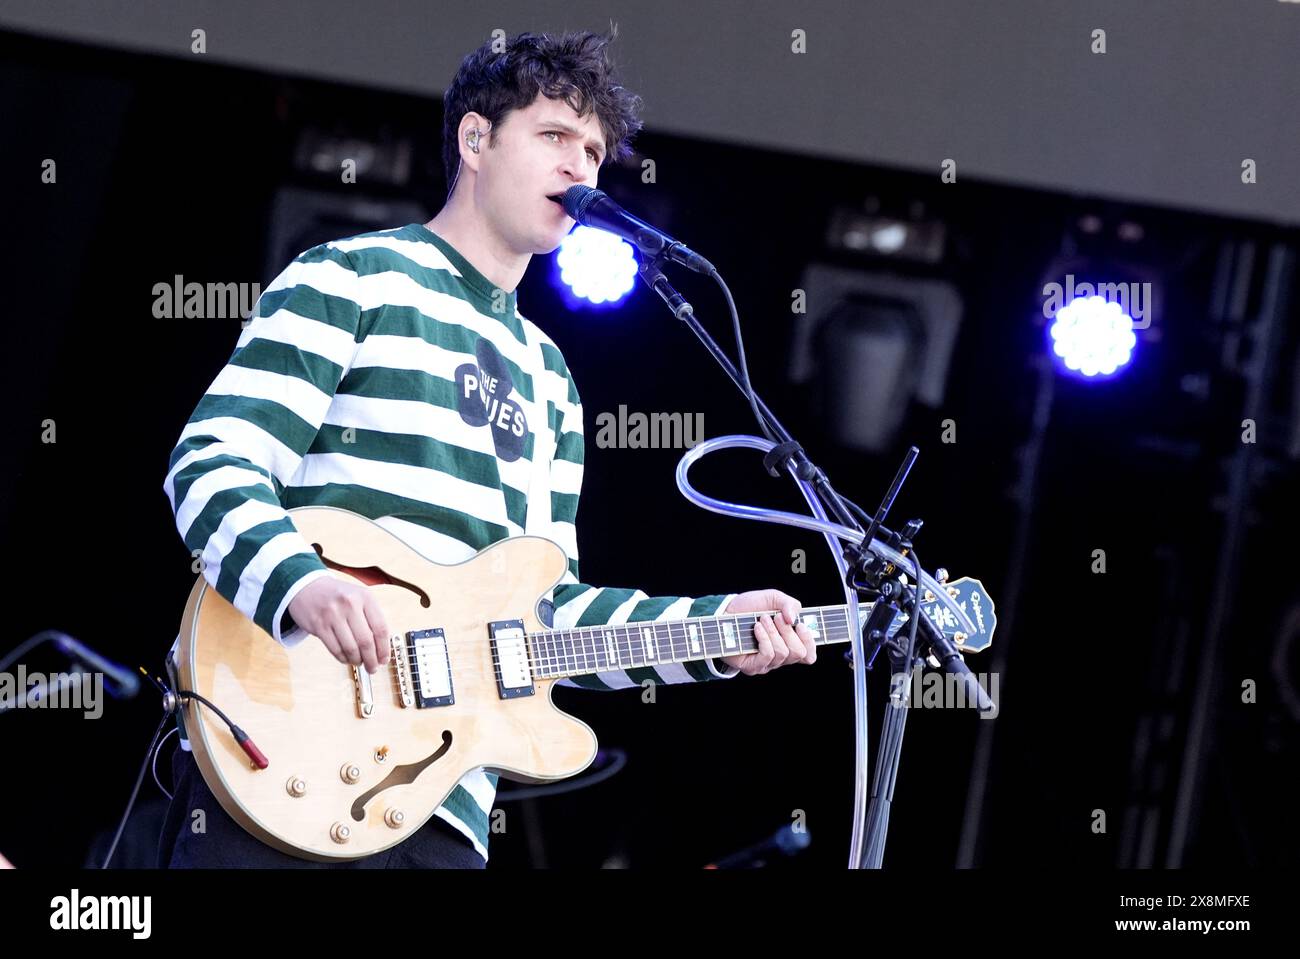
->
[390,635,414,708]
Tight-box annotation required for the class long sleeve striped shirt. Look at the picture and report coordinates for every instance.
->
[163,223,740,861]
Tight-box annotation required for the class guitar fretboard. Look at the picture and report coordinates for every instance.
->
[527,604,869,680]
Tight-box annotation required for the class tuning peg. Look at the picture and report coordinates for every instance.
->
[935,568,949,584]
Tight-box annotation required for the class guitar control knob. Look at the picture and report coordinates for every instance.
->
[341,763,362,784]
[330,822,351,844]
[385,808,406,829]
[286,777,307,797]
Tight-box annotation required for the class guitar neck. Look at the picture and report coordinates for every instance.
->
[527,603,871,680]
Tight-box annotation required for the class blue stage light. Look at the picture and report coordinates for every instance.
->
[555,226,638,305]
[1048,295,1137,379]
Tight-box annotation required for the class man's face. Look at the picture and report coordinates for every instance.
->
[471,93,606,256]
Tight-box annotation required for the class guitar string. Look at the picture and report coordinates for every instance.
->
[391,624,858,688]
[324,595,977,694]
[385,623,861,693]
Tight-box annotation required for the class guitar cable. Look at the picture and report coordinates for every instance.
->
[99,664,269,868]
[144,665,270,769]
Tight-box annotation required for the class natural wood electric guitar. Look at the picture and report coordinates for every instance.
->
[175,506,995,860]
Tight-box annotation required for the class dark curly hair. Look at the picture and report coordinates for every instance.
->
[441,28,644,194]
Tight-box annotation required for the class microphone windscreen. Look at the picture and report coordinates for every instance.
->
[561,184,603,221]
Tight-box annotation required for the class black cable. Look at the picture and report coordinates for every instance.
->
[709,268,778,444]
[100,712,170,869]
[174,689,237,730]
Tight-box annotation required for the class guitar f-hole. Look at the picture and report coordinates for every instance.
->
[348,731,454,821]
[310,542,432,608]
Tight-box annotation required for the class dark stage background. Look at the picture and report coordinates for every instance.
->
[1,26,1296,871]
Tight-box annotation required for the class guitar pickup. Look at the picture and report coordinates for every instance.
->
[408,628,454,709]
[489,620,534,700]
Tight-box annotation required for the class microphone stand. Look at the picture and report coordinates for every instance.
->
[637,252,958,868]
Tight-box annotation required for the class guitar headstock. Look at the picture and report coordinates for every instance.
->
[861,576,997,653]
[916,576,997,652]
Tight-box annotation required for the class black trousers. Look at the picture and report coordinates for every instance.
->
[158,746,487,869]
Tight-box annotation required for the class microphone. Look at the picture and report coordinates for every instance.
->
[556,185,716,275]
[49,632,140,699]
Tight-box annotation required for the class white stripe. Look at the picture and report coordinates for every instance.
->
[175,464,277,540]
[206,364,334,428]
[176,417,305,486]
[552,584,601,630]
[543,519,578,559]
[606,592,645,626]
[344,269,536,370]
[236,308,360,370]
[550,458,582,494]
[322,393,498,457]
[199,497,291,585]
[261,255,362,301]
[650,662,693,684]
[458,768,497,809]
[292,452,509,525]
[659,596,695,621]
[328,233,465,278]
[587,670,637,690]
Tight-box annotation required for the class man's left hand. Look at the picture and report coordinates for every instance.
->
[719,589,816,676]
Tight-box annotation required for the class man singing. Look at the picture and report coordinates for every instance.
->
[159,28,816,869]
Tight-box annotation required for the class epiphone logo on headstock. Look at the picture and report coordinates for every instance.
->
[968,589,986,634]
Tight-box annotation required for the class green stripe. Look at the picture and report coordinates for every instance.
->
[187,393,318,457]
[228,335,344,391]
[627,596,677,621]
[347,306,536,402]
[555,428,583,463]
[573,587,640,627]
[345,245,528,347]
[311,424,518,490]
[552,491,579,525]
[183,483,282,558]
[256,247,362,334]
[439,785,489,847]
[279,483,511,546]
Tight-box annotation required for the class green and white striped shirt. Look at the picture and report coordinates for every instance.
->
[163,223,739,862]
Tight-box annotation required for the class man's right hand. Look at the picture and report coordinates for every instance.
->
[287,577,391,674]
